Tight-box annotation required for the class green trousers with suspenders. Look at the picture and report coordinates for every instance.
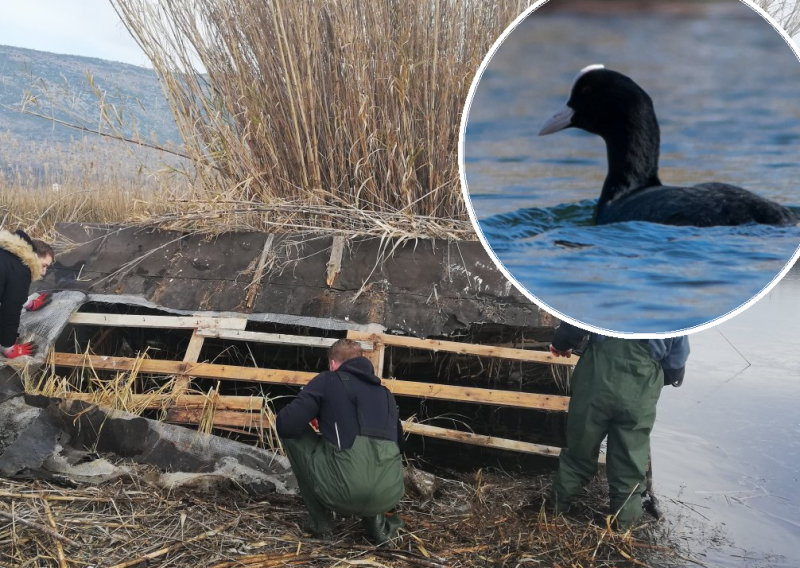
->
[282,371,404,541]
[552,338,664,529]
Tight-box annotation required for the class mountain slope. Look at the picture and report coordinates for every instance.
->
[0,44,180,146]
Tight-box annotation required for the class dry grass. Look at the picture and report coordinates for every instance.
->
[102,0,532,238]
[755,0,800,36]
[0,467,693,568]
[0,131,192,241]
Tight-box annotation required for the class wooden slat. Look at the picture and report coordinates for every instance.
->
[245,234,275,310]
[173,330,206,396]
[326,236,345,287]
[347,331,578,366]
[60,393,264,411]
[160,408,571,460]
[403,422,561,457]
[166,408,269,428]
[51,353,570,411]
[69,313,248,330]
[196,328,372,351]
[348,330,384,377]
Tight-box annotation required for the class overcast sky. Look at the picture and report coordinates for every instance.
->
[0,0,149,66]
[1,0,798,68]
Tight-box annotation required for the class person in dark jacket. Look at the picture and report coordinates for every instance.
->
[548,321,689,530]
[0,229,54,359]
[276,338,405,544]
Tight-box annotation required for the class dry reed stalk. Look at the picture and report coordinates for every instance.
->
[0,132,191,240]
[198,382,221,435]
[39,494,68,568]
[1,469,695,568]
[755,0,800,35]
[106,0,532,237]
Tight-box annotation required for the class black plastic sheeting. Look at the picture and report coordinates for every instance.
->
[45,224,553,337]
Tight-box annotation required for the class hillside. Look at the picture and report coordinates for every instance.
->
[0,44,179,145]
[0,45,185,188]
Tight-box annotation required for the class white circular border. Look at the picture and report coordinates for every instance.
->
[458,0,800,339]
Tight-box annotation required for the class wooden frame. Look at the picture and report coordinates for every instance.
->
[59,312,574,458]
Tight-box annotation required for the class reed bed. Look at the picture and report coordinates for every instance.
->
[756,0,800,35]
[0,467,693,568]
[0,132,192,241]
[103,0,532,238]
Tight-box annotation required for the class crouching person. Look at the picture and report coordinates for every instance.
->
[276,338,405,545]
[1,229,54,359]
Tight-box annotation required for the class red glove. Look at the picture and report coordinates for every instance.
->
[3,342,38,359]
[310,418,320,431]
[549,344,572,358]
[25,292,52,312]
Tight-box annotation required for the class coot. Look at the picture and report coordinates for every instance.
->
[539,65,798,227]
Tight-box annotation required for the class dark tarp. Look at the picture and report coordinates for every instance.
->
[46,224,553,337]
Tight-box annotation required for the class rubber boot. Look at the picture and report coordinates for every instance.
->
[301,495,334,538]
[361,513,402,546]
[384,512,405,539]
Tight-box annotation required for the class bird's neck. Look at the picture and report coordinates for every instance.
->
[597,120,661,214]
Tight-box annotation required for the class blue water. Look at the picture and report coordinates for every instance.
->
[462,2,800,334]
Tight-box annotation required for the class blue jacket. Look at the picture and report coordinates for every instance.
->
[552,322,690,386]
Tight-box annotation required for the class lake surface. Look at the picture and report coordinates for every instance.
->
[652,265,800,567]
[462,1,800,334]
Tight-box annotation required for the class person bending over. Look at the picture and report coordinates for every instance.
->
[548,321,689,530]
[0,229,54,359]
[276,338,405,544]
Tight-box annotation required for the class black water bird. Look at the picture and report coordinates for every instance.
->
[539,65,798,227]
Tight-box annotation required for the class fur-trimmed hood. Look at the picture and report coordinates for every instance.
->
[0,230,43,281]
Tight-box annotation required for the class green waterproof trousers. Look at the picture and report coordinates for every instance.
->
[283,427,404,519]
[553,338,663,529]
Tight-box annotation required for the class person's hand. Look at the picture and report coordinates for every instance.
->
[2,342,38,359]
[549,344,572,358]
[24,292,52,312]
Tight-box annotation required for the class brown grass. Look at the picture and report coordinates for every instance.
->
[102,0,533,237]
[0,132,192,240]
[0,467,694,567]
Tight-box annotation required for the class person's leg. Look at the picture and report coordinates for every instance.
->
[604,341,663,530]
[552,346,611,513]
[606,407,656,530]
[281,427,334,536]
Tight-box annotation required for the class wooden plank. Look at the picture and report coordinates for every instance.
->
[196,328,373,351]
[326,236,345,287]
[69,313,248,330]
[402,422,561,458]
[348,330,384,377]
[51,353,570,411]
[245,234,275,310]
[166,408,270,429]
[60,392,264,411]
[347,331,578,366]
[173,329,206,396]
[159,408,577,460]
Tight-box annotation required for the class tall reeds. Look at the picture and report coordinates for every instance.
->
[109,0,532,237]
[0,132,191,239]
[756,0,800,35]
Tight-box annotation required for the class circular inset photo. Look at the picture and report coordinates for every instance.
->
[460,0,800,336]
